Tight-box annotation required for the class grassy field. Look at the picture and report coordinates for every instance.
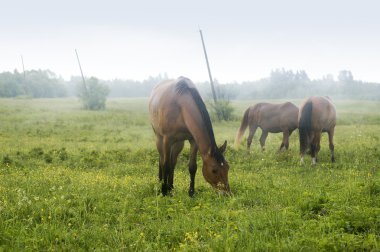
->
[0,97,379,251]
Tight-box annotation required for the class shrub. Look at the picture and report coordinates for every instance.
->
[209,99,235,121]
[78,77,110,110]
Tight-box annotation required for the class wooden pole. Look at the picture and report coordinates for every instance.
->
[75,49,88,95]
[20,55,26,79]
[20,55,28,95]
[199,28,217,103]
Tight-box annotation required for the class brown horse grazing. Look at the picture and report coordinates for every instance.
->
[235,102,299,151]
[298,96,336,165]
[149,77,230,196]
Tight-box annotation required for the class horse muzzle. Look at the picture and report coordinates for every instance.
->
[216,182,231,196]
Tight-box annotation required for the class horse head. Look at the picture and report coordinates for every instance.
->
[202,140,231,194]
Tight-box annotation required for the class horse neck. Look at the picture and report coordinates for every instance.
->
[181,101,215,158]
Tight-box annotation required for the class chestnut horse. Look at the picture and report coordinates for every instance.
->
[149,77,230,196]
[298,96,336,165]
[235,102,299,151]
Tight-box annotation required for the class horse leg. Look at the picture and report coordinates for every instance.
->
[328,127,335,162]
[315,143,320,163]
[161,136,172,196]
[155,136,164,182]
[280,130,290,151]
[310,132,321,165]
[300,137,306,165]
[287,128,296,148]
[259,130,268,151]
[188,140,198,197]
[303,131,312,156]
[168,141,185,192]
[247,125,257,150]
[300,131,309,165]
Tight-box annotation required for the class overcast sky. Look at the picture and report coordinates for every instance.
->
[1,0,379,82]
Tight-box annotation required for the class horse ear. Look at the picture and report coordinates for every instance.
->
[219,140,227,154]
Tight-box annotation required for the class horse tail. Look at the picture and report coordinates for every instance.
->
[235,107,250,148]
[299,101,313,153]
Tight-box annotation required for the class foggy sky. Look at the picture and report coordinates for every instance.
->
[1,0,379,82]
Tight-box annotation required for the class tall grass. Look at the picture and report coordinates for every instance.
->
[0,98,379,250]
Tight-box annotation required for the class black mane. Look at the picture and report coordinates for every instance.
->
[175,77,224,163]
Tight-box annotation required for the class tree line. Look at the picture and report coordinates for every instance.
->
[209,69,380,100]
[0,70,66,98]
[1,69,379,100]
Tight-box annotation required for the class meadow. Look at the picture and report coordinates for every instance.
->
[0,97,379,251]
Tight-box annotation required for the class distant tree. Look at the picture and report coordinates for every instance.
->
[266,68,301,98]
[105,74,167,97]
[77,77,110,110]
[0,69,66,98]
[26,70,67,97]
[338,70,356,96]
[338,70,354,83]
[295,70,310,82]
[0,70,25,97]
[323,74,334,82]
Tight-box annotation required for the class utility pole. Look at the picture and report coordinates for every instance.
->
[20,55,28,95]
[75,49,88,95]
[199,28,217,103]
[20,55,26,79]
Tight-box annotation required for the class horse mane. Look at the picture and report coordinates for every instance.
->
[175,77,225,163]
[299,101,313,153]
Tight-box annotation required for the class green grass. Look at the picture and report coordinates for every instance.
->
[0,98,379,251]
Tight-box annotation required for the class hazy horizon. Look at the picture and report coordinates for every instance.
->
[1,0,379,83]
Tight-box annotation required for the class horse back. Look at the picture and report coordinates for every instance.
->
[149,78,202,140]
[300,96,336,131]
[280,102,299,127]
[250,102,298,131]
[149,79,188,137]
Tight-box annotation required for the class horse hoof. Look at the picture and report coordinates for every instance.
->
[188,189,195,197]
[161,185,168,196]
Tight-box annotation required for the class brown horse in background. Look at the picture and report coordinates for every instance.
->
[298,96,336,165]
[149,77,230,196]
[235,102,299,151]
